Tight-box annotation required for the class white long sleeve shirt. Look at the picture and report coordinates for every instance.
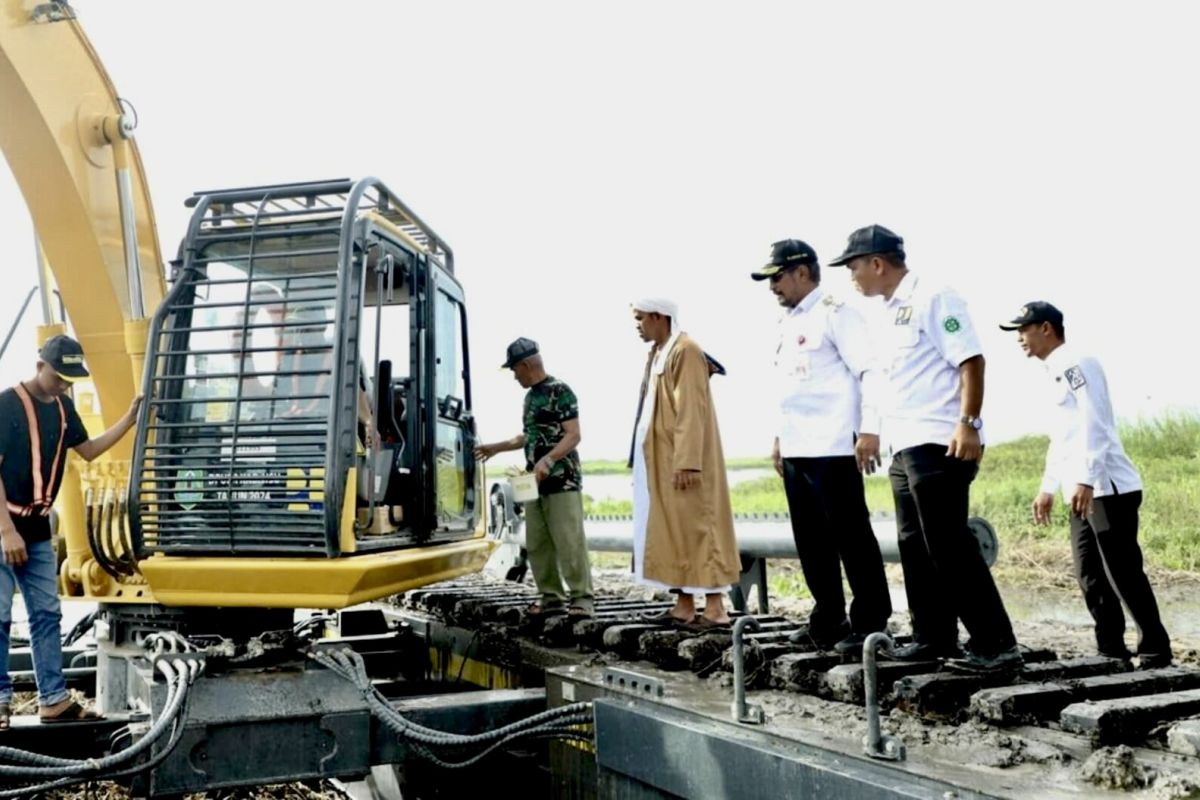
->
[870,273,985,453]
[1039,344,1142,501]
[775,287,880,458]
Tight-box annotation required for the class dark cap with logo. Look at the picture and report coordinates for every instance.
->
[39,334,90,381]
[502,337,539,369]
[999,301,1064,331]
[828,224,905,266]
[751,239,818,281]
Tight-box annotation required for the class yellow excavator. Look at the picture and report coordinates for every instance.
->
[1,0,493,613]
[0,4,551,795]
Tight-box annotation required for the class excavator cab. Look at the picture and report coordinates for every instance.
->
[127,179,492,607]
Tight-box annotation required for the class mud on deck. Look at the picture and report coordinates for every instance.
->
[392,577,1200,798]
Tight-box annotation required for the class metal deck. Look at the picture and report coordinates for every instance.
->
[392,577,1200,798]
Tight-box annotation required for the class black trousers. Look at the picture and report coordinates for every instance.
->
[1070,490,1170,658]
[889,444,1016,656]
[782,455,892,638]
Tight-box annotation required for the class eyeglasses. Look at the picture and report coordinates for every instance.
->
[768,269,794,284]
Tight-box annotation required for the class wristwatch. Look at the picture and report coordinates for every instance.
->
[960,415,983,430]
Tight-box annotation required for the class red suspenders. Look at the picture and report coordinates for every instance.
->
[5,384,67,518]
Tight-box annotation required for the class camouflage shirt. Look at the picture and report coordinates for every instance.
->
[523,376,582,496]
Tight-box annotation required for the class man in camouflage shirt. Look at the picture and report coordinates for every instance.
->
[475,338,593,617]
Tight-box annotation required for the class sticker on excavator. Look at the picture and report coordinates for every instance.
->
[174,469,204,511]
[286,467,326,511]
[204,402,231,423]
[219,438,276,460]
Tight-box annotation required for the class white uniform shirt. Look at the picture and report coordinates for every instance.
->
[872,272,984,453]
[1039,344,1142,501]
[775,287,879,458]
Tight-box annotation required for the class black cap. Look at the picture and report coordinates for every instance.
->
[39,334,89,381]
[999,301,1064,331]
[751,239,818,281]
[828,224,905,266]
[502,337,539,369]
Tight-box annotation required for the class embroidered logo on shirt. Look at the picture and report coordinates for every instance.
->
[895,306,913,325]
[1065,366,1087,390]
[943,316,962,333]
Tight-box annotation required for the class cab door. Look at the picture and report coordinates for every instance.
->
[417,264,476,538]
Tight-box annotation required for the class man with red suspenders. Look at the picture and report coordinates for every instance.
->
[0,335,142,730]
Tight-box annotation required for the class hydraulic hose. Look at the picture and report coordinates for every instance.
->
[311,647,594,767]
[0,655,201,795]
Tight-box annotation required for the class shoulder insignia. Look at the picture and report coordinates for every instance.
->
[821,294,844,309]
[895,306,913,325]
[1065,366,1086,390]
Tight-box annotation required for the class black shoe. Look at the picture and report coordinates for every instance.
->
[945,645,1024,675]
[1136,652,1173,670]
[1098,646,1134,662]
[787,626,842,650]
[833,632,876,655]
[883,641,961,662]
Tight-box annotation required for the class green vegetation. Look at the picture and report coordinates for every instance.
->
[581,416,1200,573]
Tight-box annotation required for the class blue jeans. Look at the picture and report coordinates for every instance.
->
[0,538,69,706]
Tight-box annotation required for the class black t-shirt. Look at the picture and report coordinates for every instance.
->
[0,385,89,543]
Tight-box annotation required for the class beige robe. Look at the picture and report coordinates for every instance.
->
[640,334,740,589]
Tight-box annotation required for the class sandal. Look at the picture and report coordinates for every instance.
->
[684,616,732,632]
[525,601,566,618]
[0,703,9,733]
[567,607,593,619]
[641,611,693,626]
[39,699,104,724]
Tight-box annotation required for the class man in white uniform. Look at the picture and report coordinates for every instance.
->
[832,224,1021,674]
[751,239,891,654]
[1001,301,1171,668]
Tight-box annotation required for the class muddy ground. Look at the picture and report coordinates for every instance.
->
[14,563,1200,799]
[591,560,1200,661]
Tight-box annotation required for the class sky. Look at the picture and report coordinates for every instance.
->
[2,1,1198,461]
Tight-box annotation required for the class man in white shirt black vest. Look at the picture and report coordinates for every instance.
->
[1000,301,1171,669]
[831,225,1021,674]
[751,239,891,654]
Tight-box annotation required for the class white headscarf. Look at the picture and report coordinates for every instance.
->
[631,296,680,329]
[633,296,683,376]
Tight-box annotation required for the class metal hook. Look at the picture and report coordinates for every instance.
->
[863,632,906,761]
[731,616,765,724]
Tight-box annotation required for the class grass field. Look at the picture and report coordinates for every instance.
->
[583,415,1200,577]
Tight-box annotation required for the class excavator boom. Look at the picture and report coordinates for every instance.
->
[0,0,164,438]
